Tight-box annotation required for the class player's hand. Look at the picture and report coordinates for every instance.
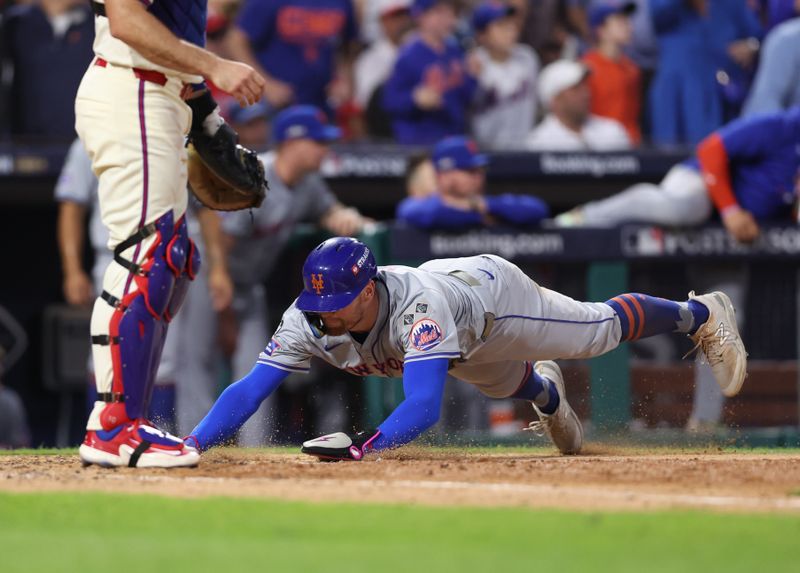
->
[208,57,266,107]
[722,207,760,243]
[301,429,380,461]
[63,270,93,307]
[207,266,233,311]
[263,76,294,108]
[413,85,443,110]
[466,51,483,77]
[727,39,758,70]
[322,206,372,237]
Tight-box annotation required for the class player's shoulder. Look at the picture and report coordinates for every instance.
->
[381,265,451,304]
[277,301,318,339]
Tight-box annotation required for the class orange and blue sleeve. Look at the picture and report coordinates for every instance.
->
[695,132,739,215]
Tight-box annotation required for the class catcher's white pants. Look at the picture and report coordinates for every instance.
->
[75,60,191,429]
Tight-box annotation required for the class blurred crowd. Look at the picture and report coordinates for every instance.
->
[1,0,800,447]
[2,0,800,149]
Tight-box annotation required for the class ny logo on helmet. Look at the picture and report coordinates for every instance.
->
[311,273,325,294]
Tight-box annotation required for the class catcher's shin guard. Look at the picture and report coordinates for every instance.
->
[88,211,199,431]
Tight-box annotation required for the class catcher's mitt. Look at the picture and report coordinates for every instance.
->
[187,123,267,211]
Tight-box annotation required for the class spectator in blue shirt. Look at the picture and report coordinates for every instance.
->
[3,0,94,139]
[649,0,761,146]
[397,136,549,229]
[382,0,477,144]
[227,0,358,114]
[743,17,800,115]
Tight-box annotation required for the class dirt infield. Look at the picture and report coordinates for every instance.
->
[2,448,800,514]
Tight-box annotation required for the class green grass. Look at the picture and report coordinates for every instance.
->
[0,492,798,573]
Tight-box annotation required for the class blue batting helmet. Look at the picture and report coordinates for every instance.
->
[296,237,377,313]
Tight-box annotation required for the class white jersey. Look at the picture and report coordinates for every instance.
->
[91,0,202,84]
[471,45,540,150]
[525,114,632,151]
[257,255,621,398]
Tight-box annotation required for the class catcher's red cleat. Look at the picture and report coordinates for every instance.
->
[79,419,200,468]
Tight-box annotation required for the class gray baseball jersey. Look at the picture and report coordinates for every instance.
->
[221,151,338,287]
[258,255,622,398]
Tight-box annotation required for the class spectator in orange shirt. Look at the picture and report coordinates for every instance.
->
[581,1,641,144]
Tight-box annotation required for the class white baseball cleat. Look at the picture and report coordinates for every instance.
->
[79,419,200,468]
[686,291,748,398]
[526,361,583,455]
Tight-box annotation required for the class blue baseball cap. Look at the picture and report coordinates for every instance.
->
[588,1,636,29]
[432,136,488,172]
[472,2,516,32]
[272,105,341,144]
[411,0,453,17]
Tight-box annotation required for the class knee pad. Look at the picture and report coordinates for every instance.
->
[165,215,202,322]
[98,211,195,422]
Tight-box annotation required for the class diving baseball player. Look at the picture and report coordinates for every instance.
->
[75,0,265,468]
[186,237,747,459]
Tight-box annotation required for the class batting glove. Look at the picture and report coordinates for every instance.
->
[301,429,381,461]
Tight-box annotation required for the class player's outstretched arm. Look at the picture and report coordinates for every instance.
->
[104,0,264,105]
[396,195,483,229]
[485,195,551,226]
[301,359,448,461]
[185,363,289,450]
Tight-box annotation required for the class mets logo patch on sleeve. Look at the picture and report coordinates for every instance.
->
[410,318,443,351]
[263,339,282,356]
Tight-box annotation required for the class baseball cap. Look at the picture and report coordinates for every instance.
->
[225,100,269,125]
[538,60,590,107]
[411,0,454,17]
[272,105,341,144]
[471,1,517,32]
[432,136,488,172]
[378,0,411,17]
[588,1,636,29]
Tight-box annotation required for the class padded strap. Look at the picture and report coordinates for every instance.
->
[91,334,120,346]
[100,290,121,308]
[114,222,158,276]
[128,440,151,467]
[97,392,125,403]
[91,1,106,17]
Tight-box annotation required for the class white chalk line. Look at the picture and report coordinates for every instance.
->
[85,473,800,512]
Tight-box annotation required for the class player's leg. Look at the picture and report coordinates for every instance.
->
[686,263,749,430]
[604,290,747,396]
[470,256,747,397]
[451,359,582,454]
[75,66,199,467]
[234,285,276,446]
[556,165,712,227]
[173,253,221,437]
